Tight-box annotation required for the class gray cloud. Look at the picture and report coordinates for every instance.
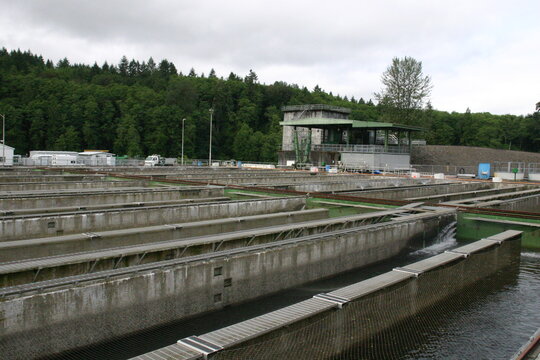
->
[1,0,539,114]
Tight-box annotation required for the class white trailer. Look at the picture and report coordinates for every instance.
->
[29,151,79,166]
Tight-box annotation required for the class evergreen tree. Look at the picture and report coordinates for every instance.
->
[118,56,128,76]
[0,49,537,159]
[54,126,81,151]
[114,115,142,156]
[233,123,254,160]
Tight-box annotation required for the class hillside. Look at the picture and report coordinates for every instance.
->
[0,48,539,161]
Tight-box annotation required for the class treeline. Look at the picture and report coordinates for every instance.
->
[0,48,538,161]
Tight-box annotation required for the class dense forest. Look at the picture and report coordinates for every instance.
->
[0,49,538,161]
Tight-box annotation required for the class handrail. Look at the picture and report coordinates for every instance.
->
[312,144,410,154]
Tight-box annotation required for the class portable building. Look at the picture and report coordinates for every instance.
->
[0,144,15,166]
[78,151,116,166]
[29,151,79,166]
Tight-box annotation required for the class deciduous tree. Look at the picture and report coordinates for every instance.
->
[374,56,432,125]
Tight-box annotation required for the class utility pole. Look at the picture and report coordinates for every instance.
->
[1,114,4,166]
[209,108,214,166]
[181,118,186,166]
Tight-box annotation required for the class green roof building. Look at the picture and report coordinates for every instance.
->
[279,104,422,170]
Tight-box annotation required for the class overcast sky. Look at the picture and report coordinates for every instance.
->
[1,0,538,115]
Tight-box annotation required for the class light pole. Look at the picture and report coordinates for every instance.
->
[0,114,4,167]
[208,108,214,166]
[181,118,186,166]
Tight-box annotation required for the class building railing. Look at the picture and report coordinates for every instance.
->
[312,144,410,154]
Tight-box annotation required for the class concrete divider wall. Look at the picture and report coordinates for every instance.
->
[0,210,403,286]
[0,175,106,183]
[405,185,528,203]
[168,175,442,188]
[444,188,540,207]
[286,178,446,193]
[0,209,329,262]
[345,182,504,201]
[190,175,356,185]
[489,194,540,212]
[0,180,148,191]
[0,210,455,359]
[0,197,308,241]
[0,186,225,210]
[207,232,521,360]
[165,173,339,180]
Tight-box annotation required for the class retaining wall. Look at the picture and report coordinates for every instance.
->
[411,145,540,166]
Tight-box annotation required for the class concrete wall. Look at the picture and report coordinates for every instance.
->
[286,178,445,193]
[0,210,406,286]
[163,173,347,180]
[342,182,494,200]
[0,209,329,262]
[404,185,528,203]
[0,175,106,183]
[0,187,225,210]
[211,234,521,359]
[488,194,540,212]
[169,174,373,185]
[0,197,308,241]
[0,180,148,191]
[0,210,455,359]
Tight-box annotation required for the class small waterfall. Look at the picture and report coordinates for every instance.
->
[412,221,457,255]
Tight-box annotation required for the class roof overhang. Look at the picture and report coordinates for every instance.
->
[281,104,351,114]
[280,118,423,132]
